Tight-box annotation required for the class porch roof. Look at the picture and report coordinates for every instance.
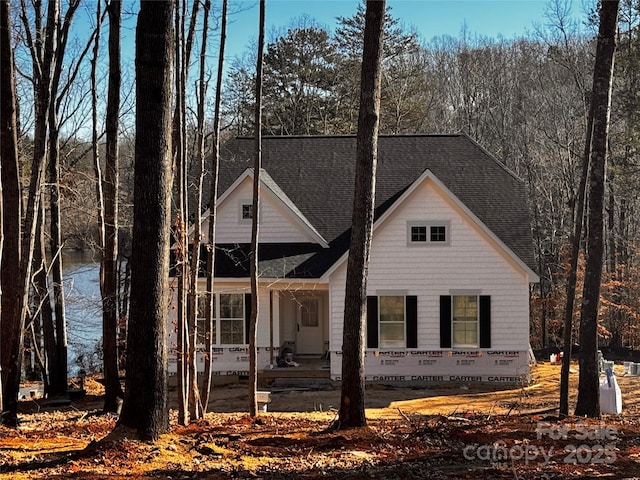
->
[213,243,329,278]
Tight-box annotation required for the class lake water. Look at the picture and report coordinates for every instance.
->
[62,251,103,375]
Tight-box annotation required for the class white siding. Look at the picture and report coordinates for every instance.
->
[202,178,312,244]
[329,177,531,379]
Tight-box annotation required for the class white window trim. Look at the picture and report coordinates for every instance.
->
[407,220,451,246]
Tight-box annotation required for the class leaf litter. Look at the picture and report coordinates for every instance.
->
[2,363,640,479]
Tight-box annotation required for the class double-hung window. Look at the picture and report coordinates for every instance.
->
[440,294,491,349]
[366,295,418,349]
[452,295,478,348]
[189,292,250,346]
[220,293,245,345]
[379,296,406,348]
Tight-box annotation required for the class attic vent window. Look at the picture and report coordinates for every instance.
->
[241,203,253,220]
[407,221,450,246]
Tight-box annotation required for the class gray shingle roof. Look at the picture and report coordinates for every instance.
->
[213,134,536,278]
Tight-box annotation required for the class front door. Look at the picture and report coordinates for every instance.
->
[296,298,323,354]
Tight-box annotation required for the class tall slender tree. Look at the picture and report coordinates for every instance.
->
[91,2,105,351]
[575,0,619,418]
[248,0,266,418]
[187,0,211,421]
[202,0,228,413]
[559,105,594,417]
[174,0,190,427]
[102,0,124,413]
[118,0,174,440]
[336,0,385,430]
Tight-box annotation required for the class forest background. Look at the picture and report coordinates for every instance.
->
[5,0,640,384]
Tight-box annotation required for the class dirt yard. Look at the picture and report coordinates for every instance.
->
[207,360,636,417]
[2,362,640,479]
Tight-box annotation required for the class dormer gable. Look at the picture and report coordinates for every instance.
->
[198,168,328,247]
[321,169,539,284]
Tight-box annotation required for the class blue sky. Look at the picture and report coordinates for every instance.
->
[223,0,592,57]
[107,0,592,70]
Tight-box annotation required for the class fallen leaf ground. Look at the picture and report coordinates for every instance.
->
[2,363,640,479]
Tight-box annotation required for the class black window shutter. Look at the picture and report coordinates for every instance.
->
[406,296,418,348]
[440,295,452,348]
[479,295,491,348]
[244,293,252,344]
[366,296,378,348]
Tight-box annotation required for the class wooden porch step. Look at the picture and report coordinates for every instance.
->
[258,369,331,379]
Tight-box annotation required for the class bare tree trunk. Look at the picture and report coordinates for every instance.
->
[202,0,226,413]
[248,0,265,418]
[91,0,105,333]
[47,114,68,399]
[575,0,619,418]
[27,314,45,383]
[117,255,130,370]
[559,101,594,417]
[91,0,106,398]
[337,0,385,430]
[174,0,190,427]
[0,0,19,416]
[102,0,124,413]
[118,0,174,441]
[175,236,189,425]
